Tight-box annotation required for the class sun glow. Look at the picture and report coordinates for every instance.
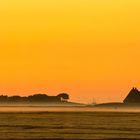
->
[0,0,140,103]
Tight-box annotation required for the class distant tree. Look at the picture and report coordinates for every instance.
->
[57,93,69,101]
[0,93,70,103]
[0,95,8,102]
[8,96,21,102]
[28,94,48,102]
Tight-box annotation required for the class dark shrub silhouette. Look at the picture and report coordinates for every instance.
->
[57,93,69,101]
[0,93,70,103]
[0,95,8,102]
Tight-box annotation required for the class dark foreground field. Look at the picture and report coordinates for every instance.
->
[2,138,140,140]
[0,107,139,139]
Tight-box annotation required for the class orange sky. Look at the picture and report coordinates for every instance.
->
[0,0,140,103]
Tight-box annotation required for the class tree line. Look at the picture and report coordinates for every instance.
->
[0,93,69,103]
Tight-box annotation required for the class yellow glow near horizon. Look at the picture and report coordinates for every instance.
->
[0,0,140,103]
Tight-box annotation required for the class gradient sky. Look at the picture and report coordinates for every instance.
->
[0,0,140,103]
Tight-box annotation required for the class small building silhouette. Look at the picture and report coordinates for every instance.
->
[123,87,140,103]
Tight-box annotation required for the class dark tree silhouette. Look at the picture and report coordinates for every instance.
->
[0,93,70,103]
[57,93,69,101]
[0,95,8,102]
